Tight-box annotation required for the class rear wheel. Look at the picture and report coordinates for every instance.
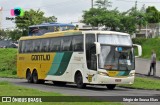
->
[26,70,33,83]
[32,70,39,84]
[106,84,116,90]
[75,72,86,88]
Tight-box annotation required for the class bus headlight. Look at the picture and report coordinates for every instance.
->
[129,72,135,76]
[98,71,108,76]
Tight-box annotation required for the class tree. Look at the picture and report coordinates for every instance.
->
[7,29,23,41]
[0,29,8,40]
[146,6,160,23]
[15,9,57,36]
[95,0,112,9]
[102,10,121,31]
[83,8,106,27]
[120,15,137,34]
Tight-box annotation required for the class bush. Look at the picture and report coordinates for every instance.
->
[132,38,147,45]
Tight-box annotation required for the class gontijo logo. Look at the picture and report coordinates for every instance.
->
[10,7,24,16]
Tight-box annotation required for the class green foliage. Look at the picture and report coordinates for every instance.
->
[0,48,17,77]
[82,5,149,34]
[0,29,10,40]
[15,9,57,36]
[83,8,106,27]
[95,0,112,9]
[119,77,160,90]
[132,38,147,45]
[146,6,160,23]
[133,38,160,60]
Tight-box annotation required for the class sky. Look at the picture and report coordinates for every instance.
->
[0,0,160,29]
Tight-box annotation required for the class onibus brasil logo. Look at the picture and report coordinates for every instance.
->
[10,7,24,16]
[6,7,26,22]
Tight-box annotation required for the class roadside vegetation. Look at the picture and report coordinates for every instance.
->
[119,76,160,90]
[0,48,17,77]
[132,38,160,60]
[0,81,123,105]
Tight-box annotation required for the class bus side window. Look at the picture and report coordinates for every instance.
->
[19,41,22,53]
[86,34,97,70]
[40,39,50,52]
[73,35,83,52]
[61,36,72,51]
[26,40,33,53]
[33,39,41,52]
[50,38,61,52]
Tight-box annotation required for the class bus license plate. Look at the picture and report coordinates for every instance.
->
[115,79,121,82]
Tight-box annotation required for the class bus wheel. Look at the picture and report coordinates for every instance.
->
[53,81,66,86]
[75,72,86,88]
[26,70,33,83]
[106,84,116,90]
[32,70,39,84]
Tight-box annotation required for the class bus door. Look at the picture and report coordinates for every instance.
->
[85,34,97,83]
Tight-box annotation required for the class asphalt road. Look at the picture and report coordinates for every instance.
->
[0,77,160,105]
[135,58,160,77]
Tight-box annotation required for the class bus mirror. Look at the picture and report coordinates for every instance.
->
[94,42,101,55]
[133,44,142,57]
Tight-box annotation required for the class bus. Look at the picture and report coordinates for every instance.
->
[29,23,75,36]
[17,30,142,89]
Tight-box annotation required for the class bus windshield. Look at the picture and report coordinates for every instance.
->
[98,34,134,70]
[98,34,132,46]
[98,45,135,70]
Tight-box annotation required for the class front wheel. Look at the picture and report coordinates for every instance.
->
[106,84,116,90]
[75,72,86,88]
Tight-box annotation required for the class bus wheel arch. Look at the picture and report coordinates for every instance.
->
[26,69,33,83]
[74,71,86,88]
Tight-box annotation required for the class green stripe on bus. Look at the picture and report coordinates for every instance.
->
[47,53,64,75]
[54,52,73,76]
[47,52,73,76]
[117,71,130,76]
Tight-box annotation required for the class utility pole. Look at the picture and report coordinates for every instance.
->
[0,7,3,30]
[135,0,137,11]
[91,0,94,8]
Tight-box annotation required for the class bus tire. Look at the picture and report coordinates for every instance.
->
[106,84,116,90]
[32,70,39,84]
[26,70,33,83]
[75,72,86,88]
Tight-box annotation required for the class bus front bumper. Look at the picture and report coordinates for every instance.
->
[96,75,135,85]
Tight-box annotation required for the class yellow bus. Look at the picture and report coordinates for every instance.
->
[17,30,142,89]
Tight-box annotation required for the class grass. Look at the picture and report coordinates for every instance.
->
[119,77,160,90]
[0,48,17,77]
[0,81,61,96]
[133,38,160,60]
[0,81,123,105]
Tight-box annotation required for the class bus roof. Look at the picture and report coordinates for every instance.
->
[19,30,130,40]
[29,23,75,28]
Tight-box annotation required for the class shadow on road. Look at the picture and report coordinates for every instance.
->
[17,80,130,92]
